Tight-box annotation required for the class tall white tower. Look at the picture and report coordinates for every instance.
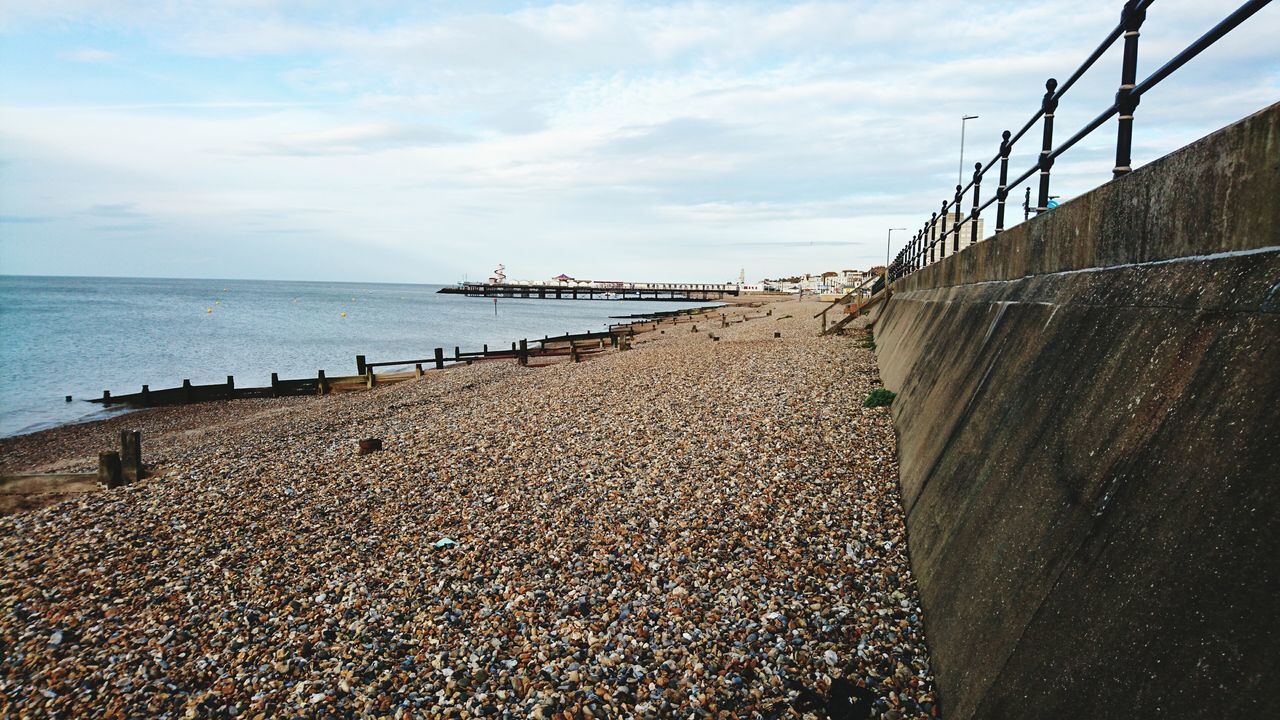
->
[738,268,745,286]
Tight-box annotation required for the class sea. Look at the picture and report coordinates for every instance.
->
[0,276,717,438]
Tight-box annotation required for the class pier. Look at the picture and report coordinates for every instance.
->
[437,282,738,301]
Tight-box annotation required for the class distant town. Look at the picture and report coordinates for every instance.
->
[746,266,887,295]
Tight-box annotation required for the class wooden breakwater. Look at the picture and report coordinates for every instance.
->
[2,430,146,514]
[87,307,721,410]
[813,287,881,335]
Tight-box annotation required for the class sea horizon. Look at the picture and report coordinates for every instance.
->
[0,275,717,438]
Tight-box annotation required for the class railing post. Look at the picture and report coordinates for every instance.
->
[929,212,938,265]
[952,184,963,253]
[996,130,1012,233]
[970,162,982,247]
[1037,78,1059,213]
[939,201,949,259]
[1114,0,1146,177]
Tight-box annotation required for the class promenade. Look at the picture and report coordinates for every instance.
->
[0,300,937,719]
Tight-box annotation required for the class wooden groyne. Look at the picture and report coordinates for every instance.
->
[87,307,722,410]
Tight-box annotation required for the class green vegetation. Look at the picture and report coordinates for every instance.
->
[863,388,896,408]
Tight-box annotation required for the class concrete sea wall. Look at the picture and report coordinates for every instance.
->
[874,103,1280,718]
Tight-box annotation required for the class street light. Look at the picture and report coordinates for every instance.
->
[959,114,979,187]
[885,227,907,288]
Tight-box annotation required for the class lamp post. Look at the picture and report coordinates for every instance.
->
[959,114,979,187]
[885,227,906,289]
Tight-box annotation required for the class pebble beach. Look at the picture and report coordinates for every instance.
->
[0,300,938,718]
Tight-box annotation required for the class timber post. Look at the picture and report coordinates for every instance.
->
[518,339,529,366]
[269,373,279,398]
[226,375,235,400]
[120,430,141,483]
[414,364,423,378]
[434,348,445,370]
[318,370,328,395]
[182,379,192,403]
[356,355,366,375]
[98,451,123,489]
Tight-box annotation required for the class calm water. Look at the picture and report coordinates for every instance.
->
[0,276,715,437]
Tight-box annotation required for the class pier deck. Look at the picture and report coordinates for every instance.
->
[438,282,737,301]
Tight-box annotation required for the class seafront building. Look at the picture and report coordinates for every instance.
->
[484,264,880,296]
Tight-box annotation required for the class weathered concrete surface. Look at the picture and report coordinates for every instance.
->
[875,102,1280,719]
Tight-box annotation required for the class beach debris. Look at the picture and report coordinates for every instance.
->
[357,438,382,455]
[433,537,459,550]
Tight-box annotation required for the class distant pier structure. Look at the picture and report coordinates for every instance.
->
[439,272,739,301]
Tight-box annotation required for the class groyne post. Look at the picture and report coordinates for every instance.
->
[318,370,328,395]
[519,340,529,365]
[269,373,279,398]
[182,379,192,403]
[365,369,375,389]
[141,385,150,406]
[98,451,123,489]
[226,375,235,400]
[356,355,366,375]
[414,364,423,379]
[119,430,141,483]
[434,348,445,370]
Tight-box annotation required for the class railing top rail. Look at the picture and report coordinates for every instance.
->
[888,0,1270,284]
[1134,0,1269,97]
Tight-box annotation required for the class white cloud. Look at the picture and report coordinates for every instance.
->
[60,47,118,63]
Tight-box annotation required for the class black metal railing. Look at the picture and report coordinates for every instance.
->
[887,0,1272,283]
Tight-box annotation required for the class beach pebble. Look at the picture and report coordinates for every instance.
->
[0,299,937,717]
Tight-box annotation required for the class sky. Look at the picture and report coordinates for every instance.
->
[1,1,1276,284]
